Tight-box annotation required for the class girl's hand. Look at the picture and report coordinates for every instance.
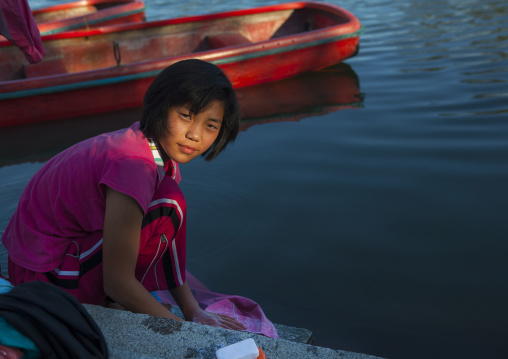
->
[190,309,247,331]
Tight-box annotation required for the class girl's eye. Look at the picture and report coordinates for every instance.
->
[207,124,219,130]
[179,112,191,119]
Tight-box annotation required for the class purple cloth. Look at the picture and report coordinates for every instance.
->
[0,0,45,63]
[156,271,279,338]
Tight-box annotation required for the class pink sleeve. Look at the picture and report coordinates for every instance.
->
[100,157,157,214]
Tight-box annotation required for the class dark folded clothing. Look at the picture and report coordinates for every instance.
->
[0,281,108,359]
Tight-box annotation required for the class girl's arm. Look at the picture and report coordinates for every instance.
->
[102,186,183,321]
[103,187,246,331]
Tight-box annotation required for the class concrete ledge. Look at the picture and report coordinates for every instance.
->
[85,304,384,359]
[169,306,314,345]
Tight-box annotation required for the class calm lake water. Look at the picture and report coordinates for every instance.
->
[1,0,507,358]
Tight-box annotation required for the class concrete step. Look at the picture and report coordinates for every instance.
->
[85,304,384,359]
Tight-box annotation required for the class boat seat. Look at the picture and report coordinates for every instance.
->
[24,58,67,78]
[206,33,251,49]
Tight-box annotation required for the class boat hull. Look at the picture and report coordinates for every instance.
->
[0,1,362,128]
[0,63,362,166]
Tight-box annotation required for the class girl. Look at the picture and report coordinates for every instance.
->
[1,59,246,331]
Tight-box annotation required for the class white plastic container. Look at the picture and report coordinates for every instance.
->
[216,338,260,359]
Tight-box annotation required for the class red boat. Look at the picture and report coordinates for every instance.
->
[32,0,147,35]
[0,1,363,128]
[0,63,362,166]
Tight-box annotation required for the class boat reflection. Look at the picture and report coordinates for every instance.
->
[0,63,362,167]
[237,62,363,131]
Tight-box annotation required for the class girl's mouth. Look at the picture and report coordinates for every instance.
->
[178,144,198,155]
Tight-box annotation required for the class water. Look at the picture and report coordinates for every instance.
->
[1,0,507,358]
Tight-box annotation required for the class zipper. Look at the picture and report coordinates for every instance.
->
[153,233,170,289]
[140,233,169,285]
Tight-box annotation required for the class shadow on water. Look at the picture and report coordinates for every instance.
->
[0,63,363,167]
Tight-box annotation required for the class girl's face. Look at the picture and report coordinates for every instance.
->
[159,100,224,164]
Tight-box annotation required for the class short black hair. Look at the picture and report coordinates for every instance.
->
[140,59,240,161]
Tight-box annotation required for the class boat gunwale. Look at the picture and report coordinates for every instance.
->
[32,0,146,35]
[31,0,142,14]
[38,1,147,35]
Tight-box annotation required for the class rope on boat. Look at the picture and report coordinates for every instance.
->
[113,41,122,66]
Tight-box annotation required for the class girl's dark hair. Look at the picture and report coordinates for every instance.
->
[140,59,240,161]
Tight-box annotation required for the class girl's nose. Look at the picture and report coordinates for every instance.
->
[185,124,200,141]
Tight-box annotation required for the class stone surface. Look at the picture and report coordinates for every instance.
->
[85,304,384,359]
[170,305,314,345]
[273,323,314,345]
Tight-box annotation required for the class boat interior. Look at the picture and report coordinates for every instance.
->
[0,7,348,82]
